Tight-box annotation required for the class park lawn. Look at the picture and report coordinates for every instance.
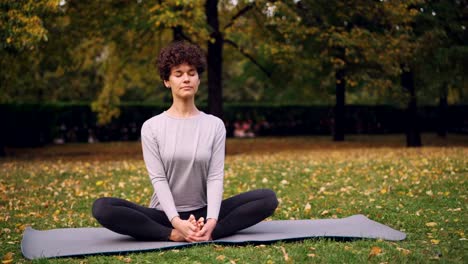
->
[0,135,467,263]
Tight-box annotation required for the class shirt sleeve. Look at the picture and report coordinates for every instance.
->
[206,120,226,220]
[141,122,179,222]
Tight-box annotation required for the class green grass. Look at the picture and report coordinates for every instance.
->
[1,135,467,263]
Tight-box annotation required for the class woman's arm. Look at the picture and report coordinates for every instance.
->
[141,122,179,222]
[206,120,226,221]
[191,120,226,241]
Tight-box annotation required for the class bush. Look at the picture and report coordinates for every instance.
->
[0,103,467,147]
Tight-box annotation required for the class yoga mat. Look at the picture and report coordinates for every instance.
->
[21,214,405,260]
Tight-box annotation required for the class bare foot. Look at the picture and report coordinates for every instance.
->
[197,217,205,230]
[188,214,201,232]
[169,229,185,242]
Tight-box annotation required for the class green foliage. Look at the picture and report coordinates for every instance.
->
[0,0,60,51]
[295,0,423,102]
[0,0,61,104]
[1,0,466,124]
[149,1,209,43]
[222,1,321,103]
[411,0,467,104]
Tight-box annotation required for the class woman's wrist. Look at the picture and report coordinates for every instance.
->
[206,218,217,223]
[170,216,182,228]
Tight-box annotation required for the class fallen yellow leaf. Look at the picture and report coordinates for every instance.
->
[397,247,411,255]
[426,222,437,227]
[2,252,13,264]
[17,224,27,232]
[216,255,226,261]
[431,239,440,245]
[279,246,290,262]
[368,246,382,258]
[213,245,224,251]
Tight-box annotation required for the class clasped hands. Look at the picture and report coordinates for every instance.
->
[170,215,216,242]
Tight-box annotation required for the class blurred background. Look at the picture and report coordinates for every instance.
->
[0,0,467,154]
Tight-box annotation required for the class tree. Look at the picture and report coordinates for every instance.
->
[295,0,421,141]
[0,1,320,125]
[149,1,259,119]
[89,0,310,123]
[0,0,60,155]
[0,0,60,51]
[205,0,224,118]
[412,0,467,137]
[401,63,421,146]
[0,0,62,103]
[389,0,467,146]
[62,0,165,124]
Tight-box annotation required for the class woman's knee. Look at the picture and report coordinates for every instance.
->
[258,189,278,213]
[92,197,112,222]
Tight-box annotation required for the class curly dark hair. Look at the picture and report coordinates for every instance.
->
[157,41,206,81]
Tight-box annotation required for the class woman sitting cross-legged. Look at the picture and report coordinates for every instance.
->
[91,41,278,242]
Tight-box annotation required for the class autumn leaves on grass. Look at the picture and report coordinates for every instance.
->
[1,144,466,262]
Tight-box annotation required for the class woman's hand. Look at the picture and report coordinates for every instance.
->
[189,218,217,242]
[170,215,198,241]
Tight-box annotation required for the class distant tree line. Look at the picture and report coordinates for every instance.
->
[1,103,467,150]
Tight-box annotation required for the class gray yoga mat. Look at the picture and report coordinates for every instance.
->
[21,214,405,260]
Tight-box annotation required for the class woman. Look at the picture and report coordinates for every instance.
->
[92,41,278,242]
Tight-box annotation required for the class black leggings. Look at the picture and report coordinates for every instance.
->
[92,189,278,241]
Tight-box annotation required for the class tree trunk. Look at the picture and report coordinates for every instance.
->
[334,67,346,141]
[401,66,422,147]
[205,0,223,120]
[437,87,448,137]
[173,26,184,41]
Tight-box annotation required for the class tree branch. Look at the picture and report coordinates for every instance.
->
[224,38,272,78]
[223,3,255,30]
[172,27,193,43]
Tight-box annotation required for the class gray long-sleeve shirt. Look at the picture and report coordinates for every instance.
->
[141,111,226,222]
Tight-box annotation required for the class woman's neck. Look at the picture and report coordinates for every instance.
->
[167,100,199,118]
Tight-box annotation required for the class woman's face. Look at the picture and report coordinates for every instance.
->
[164,63,200,100]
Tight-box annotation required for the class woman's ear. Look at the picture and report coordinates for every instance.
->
[164,80,170,88]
